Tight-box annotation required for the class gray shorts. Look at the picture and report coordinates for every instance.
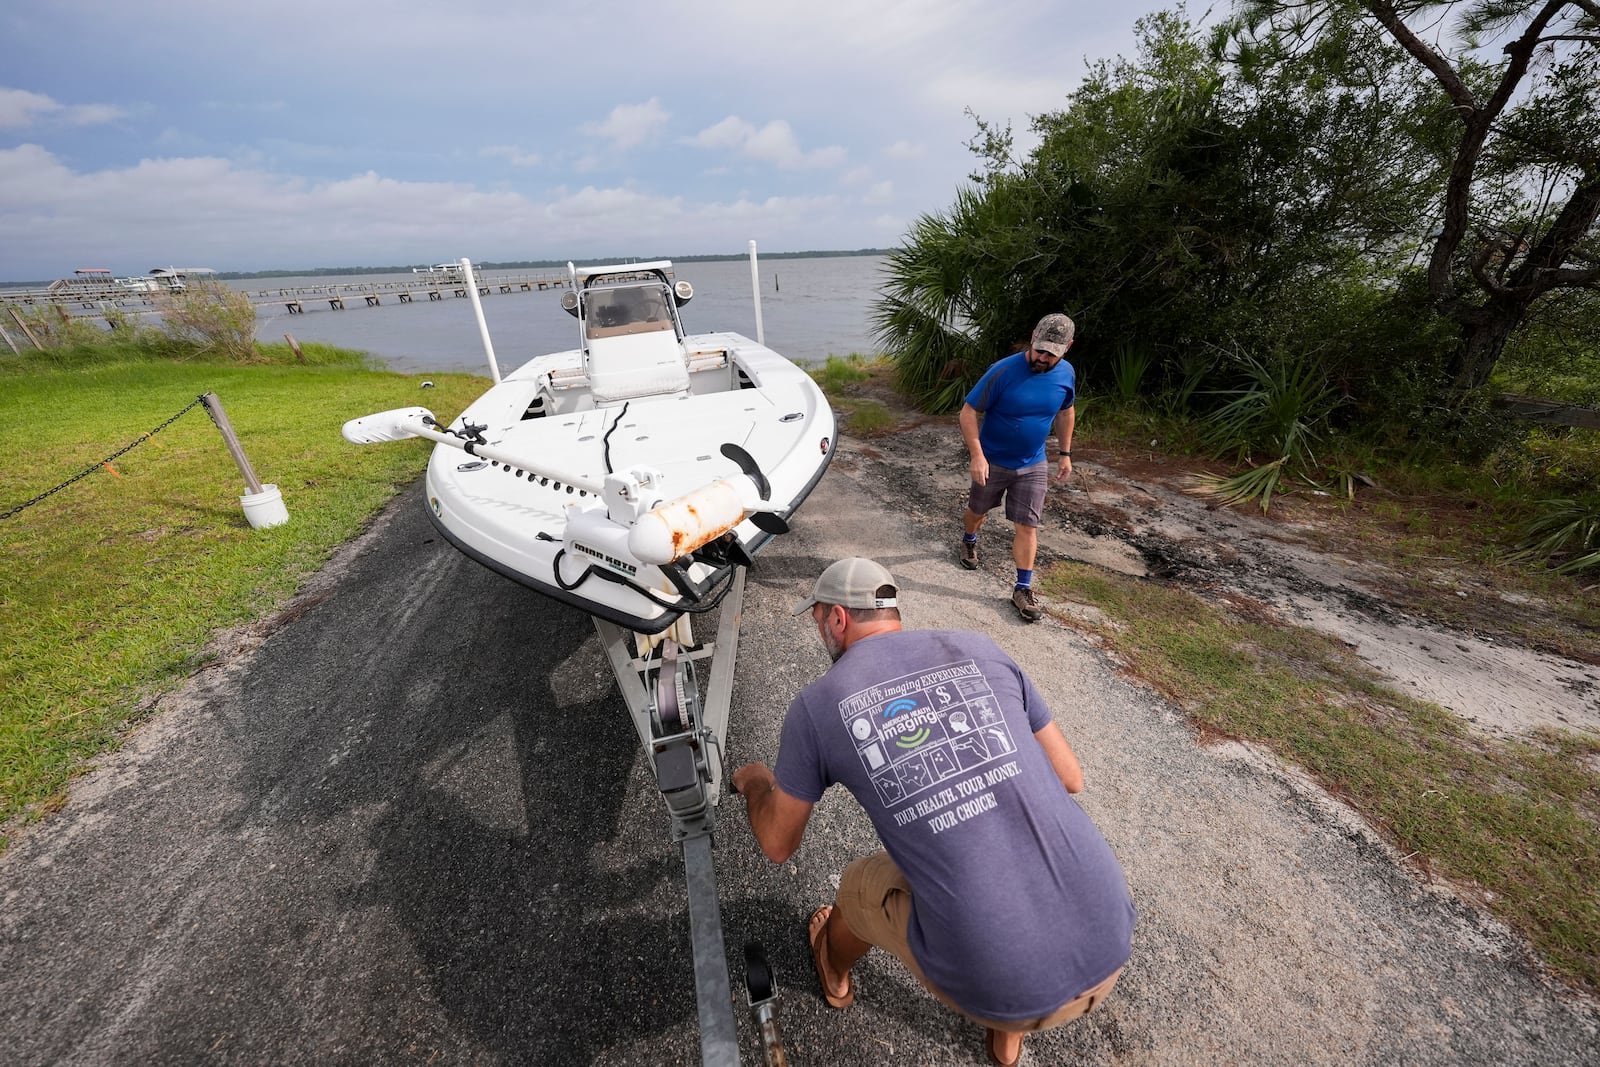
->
[967,462,1048,527]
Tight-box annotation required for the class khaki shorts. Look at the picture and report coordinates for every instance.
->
[835,851,1121,1033]
[967,462,1049,527]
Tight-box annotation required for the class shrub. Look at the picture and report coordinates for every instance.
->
[151,282,259,362]
[1516,497,1600,575]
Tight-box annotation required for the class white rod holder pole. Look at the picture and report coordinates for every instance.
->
[462,257,502,384]
[747,240,765,346]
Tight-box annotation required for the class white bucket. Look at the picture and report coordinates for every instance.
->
[241,483,290,530]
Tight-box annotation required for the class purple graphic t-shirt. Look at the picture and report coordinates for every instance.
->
[774,629,1134,1021]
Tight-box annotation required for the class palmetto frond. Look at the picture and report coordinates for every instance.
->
[1515,497,1600,574]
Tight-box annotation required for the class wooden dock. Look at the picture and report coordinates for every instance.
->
[0,271,572,318]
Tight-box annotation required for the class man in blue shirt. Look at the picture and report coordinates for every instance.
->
[733,557,1133,1066]
[959,313,1077,621]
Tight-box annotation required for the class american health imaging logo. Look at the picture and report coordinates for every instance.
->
[882,697,932,749]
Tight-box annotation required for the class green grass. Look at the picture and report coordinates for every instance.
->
[809,352,874,393]
[0,342,485,844]
[808,353,899,434]
[1041,562,1600,993]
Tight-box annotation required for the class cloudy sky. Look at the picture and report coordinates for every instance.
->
[1,0,1179,280]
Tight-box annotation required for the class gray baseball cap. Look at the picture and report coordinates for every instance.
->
[792,557,899,615]
[1032,313,1076,357]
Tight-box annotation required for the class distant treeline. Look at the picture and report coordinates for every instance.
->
[206,248,895,281]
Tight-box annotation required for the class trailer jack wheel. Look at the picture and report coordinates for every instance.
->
[744,940,788,1066]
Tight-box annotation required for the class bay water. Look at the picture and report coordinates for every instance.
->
[239,254,890,374]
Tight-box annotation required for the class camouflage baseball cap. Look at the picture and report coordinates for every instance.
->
[1032,313,1076,357]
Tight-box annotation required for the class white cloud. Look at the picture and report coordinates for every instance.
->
[581,98,670,151]
[699,194,841,222]
[0,0,1179,275]
[690,116,757,151]
[64,103,124,125]
[0,146,538,272]
[548,184,683,220]
[688,116,845,169]
[0,88,123,129]
[0,145,873,274]
[481,145,542,167]
[862,181,894,205]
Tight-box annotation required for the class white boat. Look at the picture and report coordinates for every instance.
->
[344,247,826,1059]
[411,262,480,285]
[43,267,213,297]
[345,255,835,634]
[145,266,215,291]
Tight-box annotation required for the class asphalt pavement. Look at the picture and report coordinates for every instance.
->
[2,437,1596,1065]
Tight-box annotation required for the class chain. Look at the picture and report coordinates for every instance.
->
[1,393,209,520]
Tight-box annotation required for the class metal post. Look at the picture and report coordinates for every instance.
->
[200,392,265,494]
[747,241,764,346]
[461,257,502,384]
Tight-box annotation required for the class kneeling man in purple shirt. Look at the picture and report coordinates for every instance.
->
[733,557,1135,1066]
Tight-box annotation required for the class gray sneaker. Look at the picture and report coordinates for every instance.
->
[959,538,979,570]
[1011,585,1042,622]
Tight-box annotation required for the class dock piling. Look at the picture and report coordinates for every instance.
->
[7,308,42,351]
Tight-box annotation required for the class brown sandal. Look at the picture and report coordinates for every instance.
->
[985,1028,1022,1066]
[808,905,855,1009]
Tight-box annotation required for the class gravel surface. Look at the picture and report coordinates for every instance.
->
[2,425,1596,1065]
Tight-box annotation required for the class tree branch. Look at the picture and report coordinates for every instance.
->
[1396,0,1574,305]
[1361,0,1477,112]
[1470,240,1516,297]
[1541,266,1600,288]
[1479,2,1570,124]
[1507,174,1600,292]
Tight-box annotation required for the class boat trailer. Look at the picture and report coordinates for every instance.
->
[593,567,787,1066]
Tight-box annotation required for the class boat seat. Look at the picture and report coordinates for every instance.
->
[587,335,691,404]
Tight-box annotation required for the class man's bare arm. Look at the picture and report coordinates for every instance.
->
[732,762,815,863]
[959,404,988,486]
[1052,405,1075,484]
[1033,721,1084,793]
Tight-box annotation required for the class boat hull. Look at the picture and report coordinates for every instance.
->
[423,330,835,633]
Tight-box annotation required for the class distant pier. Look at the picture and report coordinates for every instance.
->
[0,270,572,320]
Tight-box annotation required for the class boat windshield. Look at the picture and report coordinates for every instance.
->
[585,284,674,339]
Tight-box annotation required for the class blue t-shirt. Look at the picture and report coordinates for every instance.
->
[964,352,1076,469]
[774,629,1135,1021]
